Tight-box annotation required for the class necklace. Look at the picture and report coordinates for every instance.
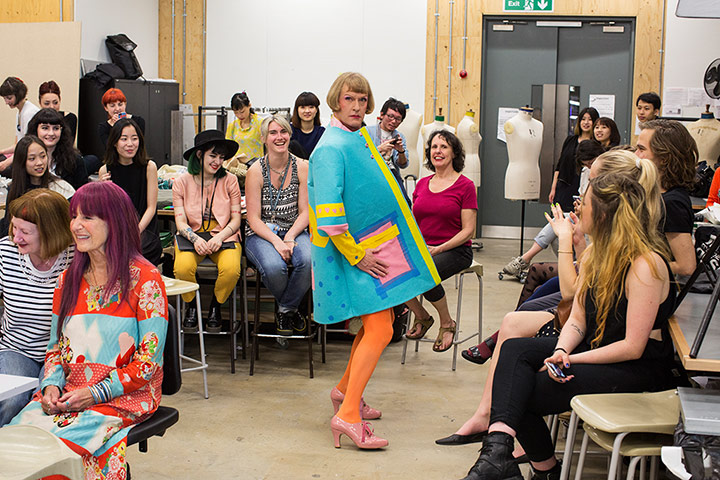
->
[268,160,289,176]
[19,249,69,285]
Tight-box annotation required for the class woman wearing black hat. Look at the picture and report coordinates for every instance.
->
[172,130,242,332]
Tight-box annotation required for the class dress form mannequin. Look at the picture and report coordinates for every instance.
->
[420,110,455,178]
[503,107,543,200]
[396,103,423,180]
[687,106,720,165]
[456,110,482,187]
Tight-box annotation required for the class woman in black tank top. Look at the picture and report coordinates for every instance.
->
[458,152,679,480]
[99,118,161,265]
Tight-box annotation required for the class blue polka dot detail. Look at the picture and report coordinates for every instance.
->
[335,275,339,280]
[341,304,346,308]
[328,315,334,321]
[354,256,359,260]
[327,256,334,263]
[327,291,332,296]
[319,281,323,288]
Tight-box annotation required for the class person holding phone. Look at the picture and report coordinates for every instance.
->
[367,97,411,204]
[97,88,145,158]
[172,130,242,333]
[458,153,678,480]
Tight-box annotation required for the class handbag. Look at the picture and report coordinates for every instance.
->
[175,231,236,252]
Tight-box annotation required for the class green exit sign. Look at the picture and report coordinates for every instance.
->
[504,0,554,12]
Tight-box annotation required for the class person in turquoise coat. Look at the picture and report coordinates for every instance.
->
[308,72,439,450]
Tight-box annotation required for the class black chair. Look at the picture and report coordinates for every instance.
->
[127,305,181,453]
[244,258,320,378]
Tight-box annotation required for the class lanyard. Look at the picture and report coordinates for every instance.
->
[199,174,219,232]
[264,155,291,221]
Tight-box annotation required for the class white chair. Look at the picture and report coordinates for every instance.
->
[559,389,679,480]
[401,260,483,370]
[163,276,208,399]
[0,424,83,480]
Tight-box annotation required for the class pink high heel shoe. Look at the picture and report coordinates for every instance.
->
[331,415,388,449]
[330,387,382,420]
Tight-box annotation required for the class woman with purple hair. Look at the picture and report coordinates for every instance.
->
[6,181,169,480]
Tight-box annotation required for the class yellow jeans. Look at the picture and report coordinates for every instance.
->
[173,221,241,303]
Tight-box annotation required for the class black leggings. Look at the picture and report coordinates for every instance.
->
[423,245,473,303]
[489,337,674,462]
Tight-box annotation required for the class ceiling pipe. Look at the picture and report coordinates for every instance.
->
[171,0,176,79]
[432,0,439,117]
[447,0,455,120]
[182,0,187,100]
[202,0,207,106]
[462,0,468,71]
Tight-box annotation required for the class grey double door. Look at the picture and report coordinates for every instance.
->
[479,17,635,231]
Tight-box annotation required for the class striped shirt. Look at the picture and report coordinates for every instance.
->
[0,238,73,362]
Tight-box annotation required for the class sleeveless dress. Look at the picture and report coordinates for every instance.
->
[109,162,162,265]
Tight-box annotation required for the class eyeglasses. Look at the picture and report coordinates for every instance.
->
[384,113,403,123]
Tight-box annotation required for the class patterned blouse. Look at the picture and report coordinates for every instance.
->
[245,154,300,237]
[10,259,168,480]
[225,112,264,161]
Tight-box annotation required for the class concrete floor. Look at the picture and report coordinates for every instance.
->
[129,238,616,479]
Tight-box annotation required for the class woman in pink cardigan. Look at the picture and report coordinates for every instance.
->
[172,130,242,332]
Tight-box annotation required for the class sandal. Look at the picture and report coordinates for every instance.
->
[405,316,434,340]
[432,321,456,352]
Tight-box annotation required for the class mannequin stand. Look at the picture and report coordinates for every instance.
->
[519,200,526,256]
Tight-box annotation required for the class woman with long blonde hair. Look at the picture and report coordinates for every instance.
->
[459,153,677,480]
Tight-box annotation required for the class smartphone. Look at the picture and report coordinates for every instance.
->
[391,135,401,145]
[545,362,567,379]
[118,112,127,118]
[572,195,581,202]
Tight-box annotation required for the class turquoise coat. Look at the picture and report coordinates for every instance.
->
[308,126,439,324]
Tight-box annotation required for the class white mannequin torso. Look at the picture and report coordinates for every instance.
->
[456,111,482,187]
[687,116,720,164]
[420,117,455,178]
[504,108,543,200]
[396,107,423,179]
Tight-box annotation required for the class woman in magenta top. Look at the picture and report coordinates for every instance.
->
[405,130,477,352]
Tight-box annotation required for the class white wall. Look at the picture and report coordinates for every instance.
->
[663,0,720,117]
[205,0,427,126]
[75,0,159,79]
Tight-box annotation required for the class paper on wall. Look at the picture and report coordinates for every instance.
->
[589,94,615,119]
[664,87,688,108]
[497,107,519,143]
[663,105,682,116]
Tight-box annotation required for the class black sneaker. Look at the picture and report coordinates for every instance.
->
[291,311,307,333]
[276,311,293,336]
[461,432,524,480]
[183,304,198,332]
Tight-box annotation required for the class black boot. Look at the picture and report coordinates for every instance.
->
[291,311,306,333]
[461,432,523,480]
[183,303,198,332]
[529,461,561,480]
[275,311,293,336]
[206,296,222,333]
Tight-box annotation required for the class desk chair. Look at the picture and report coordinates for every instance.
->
[127,305,181,455]
[401,260,484,370]
[559,390,679,480]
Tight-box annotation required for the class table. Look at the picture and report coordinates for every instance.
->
[670,291,720,372]
[162,276,209,399]
[0,374,38,402]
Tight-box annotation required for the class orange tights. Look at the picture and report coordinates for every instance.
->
[335,308,394,423]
